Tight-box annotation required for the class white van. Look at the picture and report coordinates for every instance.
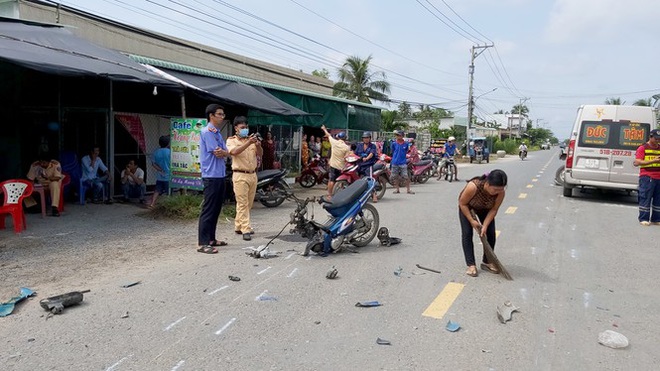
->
[563,105,657,197]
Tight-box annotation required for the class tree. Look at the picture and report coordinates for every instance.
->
[511,104,529,117]
[333,55,390,104]
[312,68,330,79]
[398,101,412,119]
[494,109,504,114]
[633,98,652,106]
[605,97,625,105]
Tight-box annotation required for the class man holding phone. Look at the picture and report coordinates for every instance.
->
[227,116,262,241]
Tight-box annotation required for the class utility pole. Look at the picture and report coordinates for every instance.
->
[466,44,494,141]
[517,97,529,138]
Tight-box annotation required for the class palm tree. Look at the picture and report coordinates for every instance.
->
[604,97,625,105]
[632,98,652,106]
[333,55,390,104]
[511,104,529,117]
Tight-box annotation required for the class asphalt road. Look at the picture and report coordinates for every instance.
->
[2,149,659,371]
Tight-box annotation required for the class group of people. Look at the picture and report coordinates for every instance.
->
[301,133,331,166]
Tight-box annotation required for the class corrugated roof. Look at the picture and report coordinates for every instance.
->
[128,55,384,111]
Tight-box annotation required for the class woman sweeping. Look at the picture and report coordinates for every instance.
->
[458,170,508,277]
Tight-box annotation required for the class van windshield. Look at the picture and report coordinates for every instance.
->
[578,121,650,150]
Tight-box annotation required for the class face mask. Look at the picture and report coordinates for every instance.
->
[238,128,249,138]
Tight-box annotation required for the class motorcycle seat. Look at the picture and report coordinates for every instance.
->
[412,159,431,167]
[257,169,286,181]
[323,178,368,217]
[372,163,385,171]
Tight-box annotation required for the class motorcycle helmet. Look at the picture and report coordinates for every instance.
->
[362,131,372,138]
[448,136,455,142]
[394,130,404,137]
[336,131,346,139]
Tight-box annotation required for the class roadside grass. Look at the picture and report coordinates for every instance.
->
[145,194,236,220]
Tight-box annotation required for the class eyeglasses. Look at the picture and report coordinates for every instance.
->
[214,113,226,117]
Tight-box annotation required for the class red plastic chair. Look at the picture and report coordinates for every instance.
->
[0,179,34,234]
[59,173,71,213]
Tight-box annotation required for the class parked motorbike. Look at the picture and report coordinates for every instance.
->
[438,156,458,182]
[296,155,328,188]
[408,158,434,184]
[254,169,291,207]
[289,177,380,256]
[332,153,387,200]
[421,150,441,177]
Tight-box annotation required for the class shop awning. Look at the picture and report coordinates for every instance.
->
[155,67,314,117]
[0,18,180,88]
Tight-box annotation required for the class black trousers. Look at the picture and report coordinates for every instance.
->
[198,177,226,246]
[458,209,496,266]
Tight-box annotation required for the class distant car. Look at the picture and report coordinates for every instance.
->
[540,143,551,150]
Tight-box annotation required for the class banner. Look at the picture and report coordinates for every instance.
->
[116,113,147,153]
[170,118,205,190]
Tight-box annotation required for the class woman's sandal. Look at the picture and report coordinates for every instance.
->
[393,190,400,194]
[407,191,415,194]
[197,245,218,254]
[480,263,500,274]
[210,240,228,247]
[466,266,478,277]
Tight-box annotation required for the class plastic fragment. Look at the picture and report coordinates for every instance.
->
[446,320,461,332]
[376,337,391,345]
[598,330,629,349]
[355,301,381,308]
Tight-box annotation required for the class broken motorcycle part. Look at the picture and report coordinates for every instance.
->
[39,290,90,314]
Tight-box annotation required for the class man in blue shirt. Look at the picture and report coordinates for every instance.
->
[81,146,113,204]
[438,136,461,181]
[354,132,378,176]
[149,135,171,209]
[197,104,230,254]
[390,130,414,194]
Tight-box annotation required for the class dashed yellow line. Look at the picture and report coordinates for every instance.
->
[496,230,501,238]
[526,184,534,188]
[518,193,527,199]
[422,282,465,319]
[505,206,518,214]
[532,178,538,182]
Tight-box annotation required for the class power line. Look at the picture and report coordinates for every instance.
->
[423,0,487,44]
[415,0,480,44]
[491,48,524,97]
[438,0,493,43]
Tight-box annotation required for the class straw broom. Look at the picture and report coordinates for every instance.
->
[470,210,513,280]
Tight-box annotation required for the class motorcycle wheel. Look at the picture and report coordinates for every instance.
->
[260,180,288,208]
[299,173,316,188]
[350,203,380,247]
[418,168,431,184]
[438,166,448,181]
[332,180,349,195]
[375,177,387,200]
[554,165,565,186]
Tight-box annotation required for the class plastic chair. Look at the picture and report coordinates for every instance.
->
[59,173,71,212]
[0,179,34,234]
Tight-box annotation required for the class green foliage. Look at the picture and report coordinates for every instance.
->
[398,101,412,119]
[511,104,529,117]
[525,127,555,145]
[333,55,390,104]
[312,68,330,79]
[493,138,520,154]
[605,97,625,105]
[633,98,651,106]
[148,194,236,220]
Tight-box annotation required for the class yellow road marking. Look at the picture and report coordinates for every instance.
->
[526,184,534,188]
[496,230,501,238]
[532,179,538,182]
[518,193,527,199]
[422,282,465,319]
[505,206,517,214]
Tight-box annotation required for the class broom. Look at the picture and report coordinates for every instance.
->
[470,210,513,280]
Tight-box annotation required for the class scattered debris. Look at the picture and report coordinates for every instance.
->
[326,266,338,279]
[596,306,610,311]
[39,290,90,314]
[598,330,629,349]
[244,245,280,259]
[411,271,426,276]
[497,301,519,324]
[548,328,555,333]
[446,320,461,332]
[0,288,36,317]
[257,294,277,301]
[481,349,492,353]
[376,337,391,345]
[228,276,241,282]
[314,321,321,325]
[121,311,129,319]
[121,281,141,288]
[415,264,441,274]
[355,301,382,308]
[394,267,403,277]
[377,227,402,247]
[27,338,35,343]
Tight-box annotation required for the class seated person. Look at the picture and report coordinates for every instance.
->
[81,146,113,204]
[26,159,63,217]
[120,159,146,203]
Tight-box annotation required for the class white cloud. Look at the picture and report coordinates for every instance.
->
[545,0,660,43]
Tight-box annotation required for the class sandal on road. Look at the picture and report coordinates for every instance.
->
[406,191,415,194]
[480,263,499,274]
[393,190,400,194]
[210,240,228,247]
[466,266,478,277]
[197,245,218,254]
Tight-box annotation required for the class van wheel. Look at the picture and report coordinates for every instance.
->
[563,186,573,197]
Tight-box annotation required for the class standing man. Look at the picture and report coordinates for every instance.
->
[633,128,660,226]
[391,130,414,194]
[197,104,230,254]
[27,158,63,216]
[321,124,350,200]
[438,136,461,181]
[227,116,262,241]
[120,159,146,203]
[149,135,171,209]
[81,146,112,204]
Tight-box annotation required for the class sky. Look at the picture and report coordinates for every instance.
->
[57,0,660,139]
